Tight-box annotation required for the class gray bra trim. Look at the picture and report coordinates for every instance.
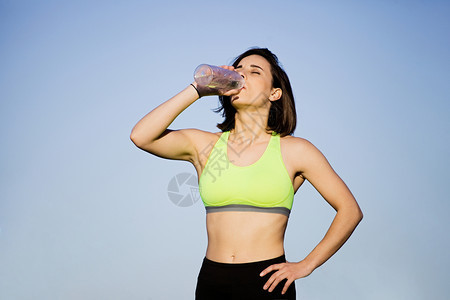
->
[205,204,290,217]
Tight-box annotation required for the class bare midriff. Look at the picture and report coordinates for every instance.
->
[205,211,289,263]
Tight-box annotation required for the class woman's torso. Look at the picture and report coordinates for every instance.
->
[192,130,305,263]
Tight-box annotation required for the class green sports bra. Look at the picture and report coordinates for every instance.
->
[198,131,295,217]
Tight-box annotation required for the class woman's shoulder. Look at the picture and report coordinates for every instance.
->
[179,128,224,149]
[280,134,314,147]
[280,135,330,174]
[180,128,223,139]
[280,134,321,155]
[179,129,225,164]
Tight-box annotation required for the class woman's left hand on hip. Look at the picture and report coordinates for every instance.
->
[260,260,313,295]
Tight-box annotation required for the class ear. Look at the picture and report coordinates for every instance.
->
[269,88,282,101]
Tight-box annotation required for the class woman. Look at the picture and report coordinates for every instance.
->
[130,48,363,299]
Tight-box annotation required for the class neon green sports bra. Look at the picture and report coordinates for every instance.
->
[198,131,295,217]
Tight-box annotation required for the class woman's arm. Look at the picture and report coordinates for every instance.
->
[131,65,240,162]
[260,138,363,294]
[130,84,201,161]
[295,138,363,271]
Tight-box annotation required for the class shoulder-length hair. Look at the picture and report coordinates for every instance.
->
[214,47,296,137]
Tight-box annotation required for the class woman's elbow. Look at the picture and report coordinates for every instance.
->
[354,205,363,224]
[130,131,139,145]
[130,130,146,149]
[341,203,363,225]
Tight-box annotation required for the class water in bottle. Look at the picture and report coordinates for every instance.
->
[194,64,245,93]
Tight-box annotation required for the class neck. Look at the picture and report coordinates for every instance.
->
[230,107,271,144]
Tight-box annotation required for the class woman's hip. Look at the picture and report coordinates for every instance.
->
[195,254,296,299]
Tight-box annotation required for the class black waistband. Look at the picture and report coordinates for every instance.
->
[202,254,286,268]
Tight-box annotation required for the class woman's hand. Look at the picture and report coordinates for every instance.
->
[260,260,314,295]
[220,65,243,96]
[193,65,243,97]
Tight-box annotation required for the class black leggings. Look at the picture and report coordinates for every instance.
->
[195,254,296,300]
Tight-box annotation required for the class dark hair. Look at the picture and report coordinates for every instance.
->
[214,47,296,136]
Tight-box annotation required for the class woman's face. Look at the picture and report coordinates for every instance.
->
[231,55,280,108]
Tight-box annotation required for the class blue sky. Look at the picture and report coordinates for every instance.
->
[1,1,449,299]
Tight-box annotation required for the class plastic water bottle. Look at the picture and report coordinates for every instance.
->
[194,64,245,93]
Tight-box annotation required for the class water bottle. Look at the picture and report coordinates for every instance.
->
[194,64,245,94]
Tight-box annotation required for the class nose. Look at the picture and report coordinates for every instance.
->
[237,70,246,80]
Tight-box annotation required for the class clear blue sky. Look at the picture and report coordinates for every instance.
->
[1,0,449,299]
